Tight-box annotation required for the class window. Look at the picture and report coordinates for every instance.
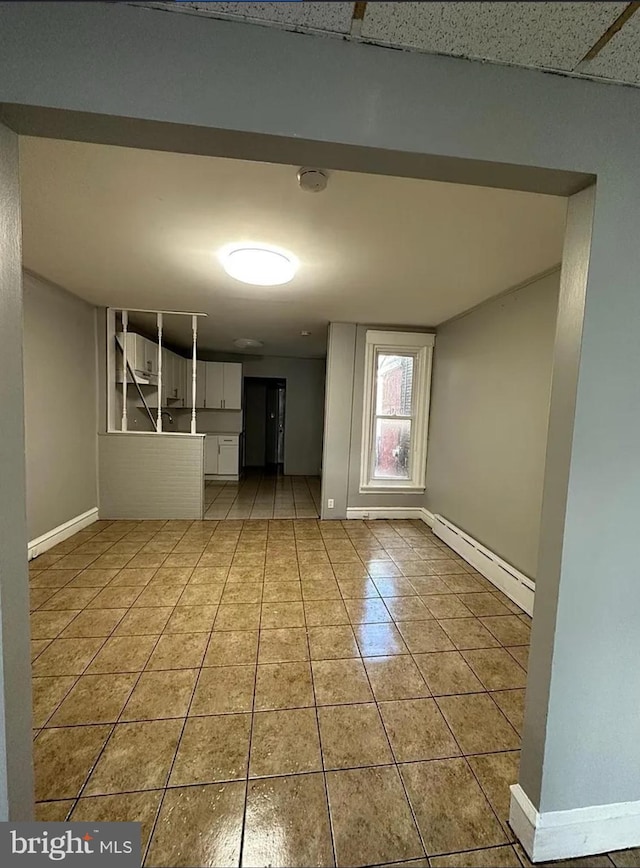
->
[360,330,435,492]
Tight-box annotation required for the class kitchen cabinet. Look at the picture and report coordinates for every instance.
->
[186,361,206,409]
[201,362,242,409]
[161,349,188,406]
[204,434,240,478]
[117,332,158,384]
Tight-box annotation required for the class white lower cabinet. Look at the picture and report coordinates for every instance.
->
[205,434,240,478]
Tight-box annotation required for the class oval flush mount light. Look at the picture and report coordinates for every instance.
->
[234,338,263,350]
[220,244,298,286]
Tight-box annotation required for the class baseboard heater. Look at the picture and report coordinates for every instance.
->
[432,514,535,616]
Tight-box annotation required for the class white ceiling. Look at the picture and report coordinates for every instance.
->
[139,1,640,88]
[19,136,566,358]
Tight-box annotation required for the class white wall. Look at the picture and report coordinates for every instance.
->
[23,272,98,540]
[425,270,560,579]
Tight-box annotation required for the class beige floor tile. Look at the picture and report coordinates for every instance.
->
[490,690,526,734]
[243,772,333,868]
[260,601,305,629]
[354,622,409,656]
[440,575,486,594]
[380,698,460,763]
[163,552,201,568]
[300,580,342,601]
[461,648,528,690]
[67,568,121,587]
[126,553,168,570]
[307,625,359,660]
[336,577,381,598]
[422,594,473,618]
[164,605,217,634]
[146,633,208,670]
[318,703,393,769]
[264,564,301,581]
[344,598,392,624]
[333,563,369,580]
[34,725,112,800]
[170,713,251,785]
[227,565,264,582]
[383,596,432,621]
[145,782,245,868]
[32,676,77,727]
[30,610,80,640]
[190,665,256,715]
[258,628,309,663]
[609,849,640,868]
[438,618,501,650]
[177,583,224,606]
[364,655,430,700]
[39,586,100,610]
[480,615,531,646]
[203,631,259,666]
[303,599,349,627]
[214,603,261,631]
[48,673,137,726]
[366,560,403,578]
[430,845,521,867]
[30,569,80,588]
[410,577,453,596]
[312,658,373,705]
[262,581,302,602]
[60,608,128,638]
[401,757,508,856]
[327,765,423,867]
[507,645,529,670]
[219,583,262,604]
[190,566,229,584]
[397,620,455,653]
[370,576,417,597]
[90,586,145,608]
[437,694,520,754]
[132,584,185,608]
[414,651,485,696]
[71,790,162,852]
[254,662,314,711]
[35,800,74,821]
[32,637,106,677]
[457,593,512,617]
[467,751,520,828]
[250,708,322,777]
[86,635,158,674]
[114,607,173,636]
[30,587,57,611]
[121,669,197,721]
[108,568,156,587]
[85,719,183,795]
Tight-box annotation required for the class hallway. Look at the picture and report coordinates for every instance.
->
[204,472,321,520]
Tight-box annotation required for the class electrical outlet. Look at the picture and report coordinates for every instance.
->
[327,499,335,509]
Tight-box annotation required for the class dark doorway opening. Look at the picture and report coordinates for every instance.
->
[243,377,286,473]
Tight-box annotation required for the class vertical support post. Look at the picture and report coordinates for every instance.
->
[121,309,128,432]
[156,312,163,433]
[191,314,198,434]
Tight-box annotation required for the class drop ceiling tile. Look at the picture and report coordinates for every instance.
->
[361,2,627,71]
[577,10,640,85]
[170,2,354,34]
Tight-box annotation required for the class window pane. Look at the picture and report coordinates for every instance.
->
[376,353,413,416]
[373,418,411,479]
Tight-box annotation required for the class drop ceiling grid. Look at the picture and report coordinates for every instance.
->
[577,8,640,84]
[359,2,628,72]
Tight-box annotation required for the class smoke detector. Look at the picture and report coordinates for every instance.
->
[297,168,328,193]
[234,338,263,350]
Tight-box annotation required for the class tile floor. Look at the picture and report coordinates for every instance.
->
[28,518,639,868]
[204,473,321,519]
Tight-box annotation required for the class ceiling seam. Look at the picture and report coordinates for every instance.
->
[577,1,640,64]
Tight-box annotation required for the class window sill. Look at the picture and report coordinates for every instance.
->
[359,483,426,495]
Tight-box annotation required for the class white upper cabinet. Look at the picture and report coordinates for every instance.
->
[222,363,242,410]
[117,332,158,384]
[199,362,242,409]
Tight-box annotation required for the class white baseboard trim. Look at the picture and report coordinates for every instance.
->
[28,507,99,560]
[431,514,535,616]
[346,506,426,521]
[510,783,640,862]
[205,474,240,482]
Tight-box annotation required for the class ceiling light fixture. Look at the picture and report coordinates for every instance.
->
[234,338,263,350]
[220,244,297,286]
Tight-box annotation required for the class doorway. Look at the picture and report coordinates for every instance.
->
[243,377,286,473]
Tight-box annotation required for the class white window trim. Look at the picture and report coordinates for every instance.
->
[359,329,435,493]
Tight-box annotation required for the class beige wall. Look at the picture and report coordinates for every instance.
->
[425,270,560,579]
[23,272,98,540]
